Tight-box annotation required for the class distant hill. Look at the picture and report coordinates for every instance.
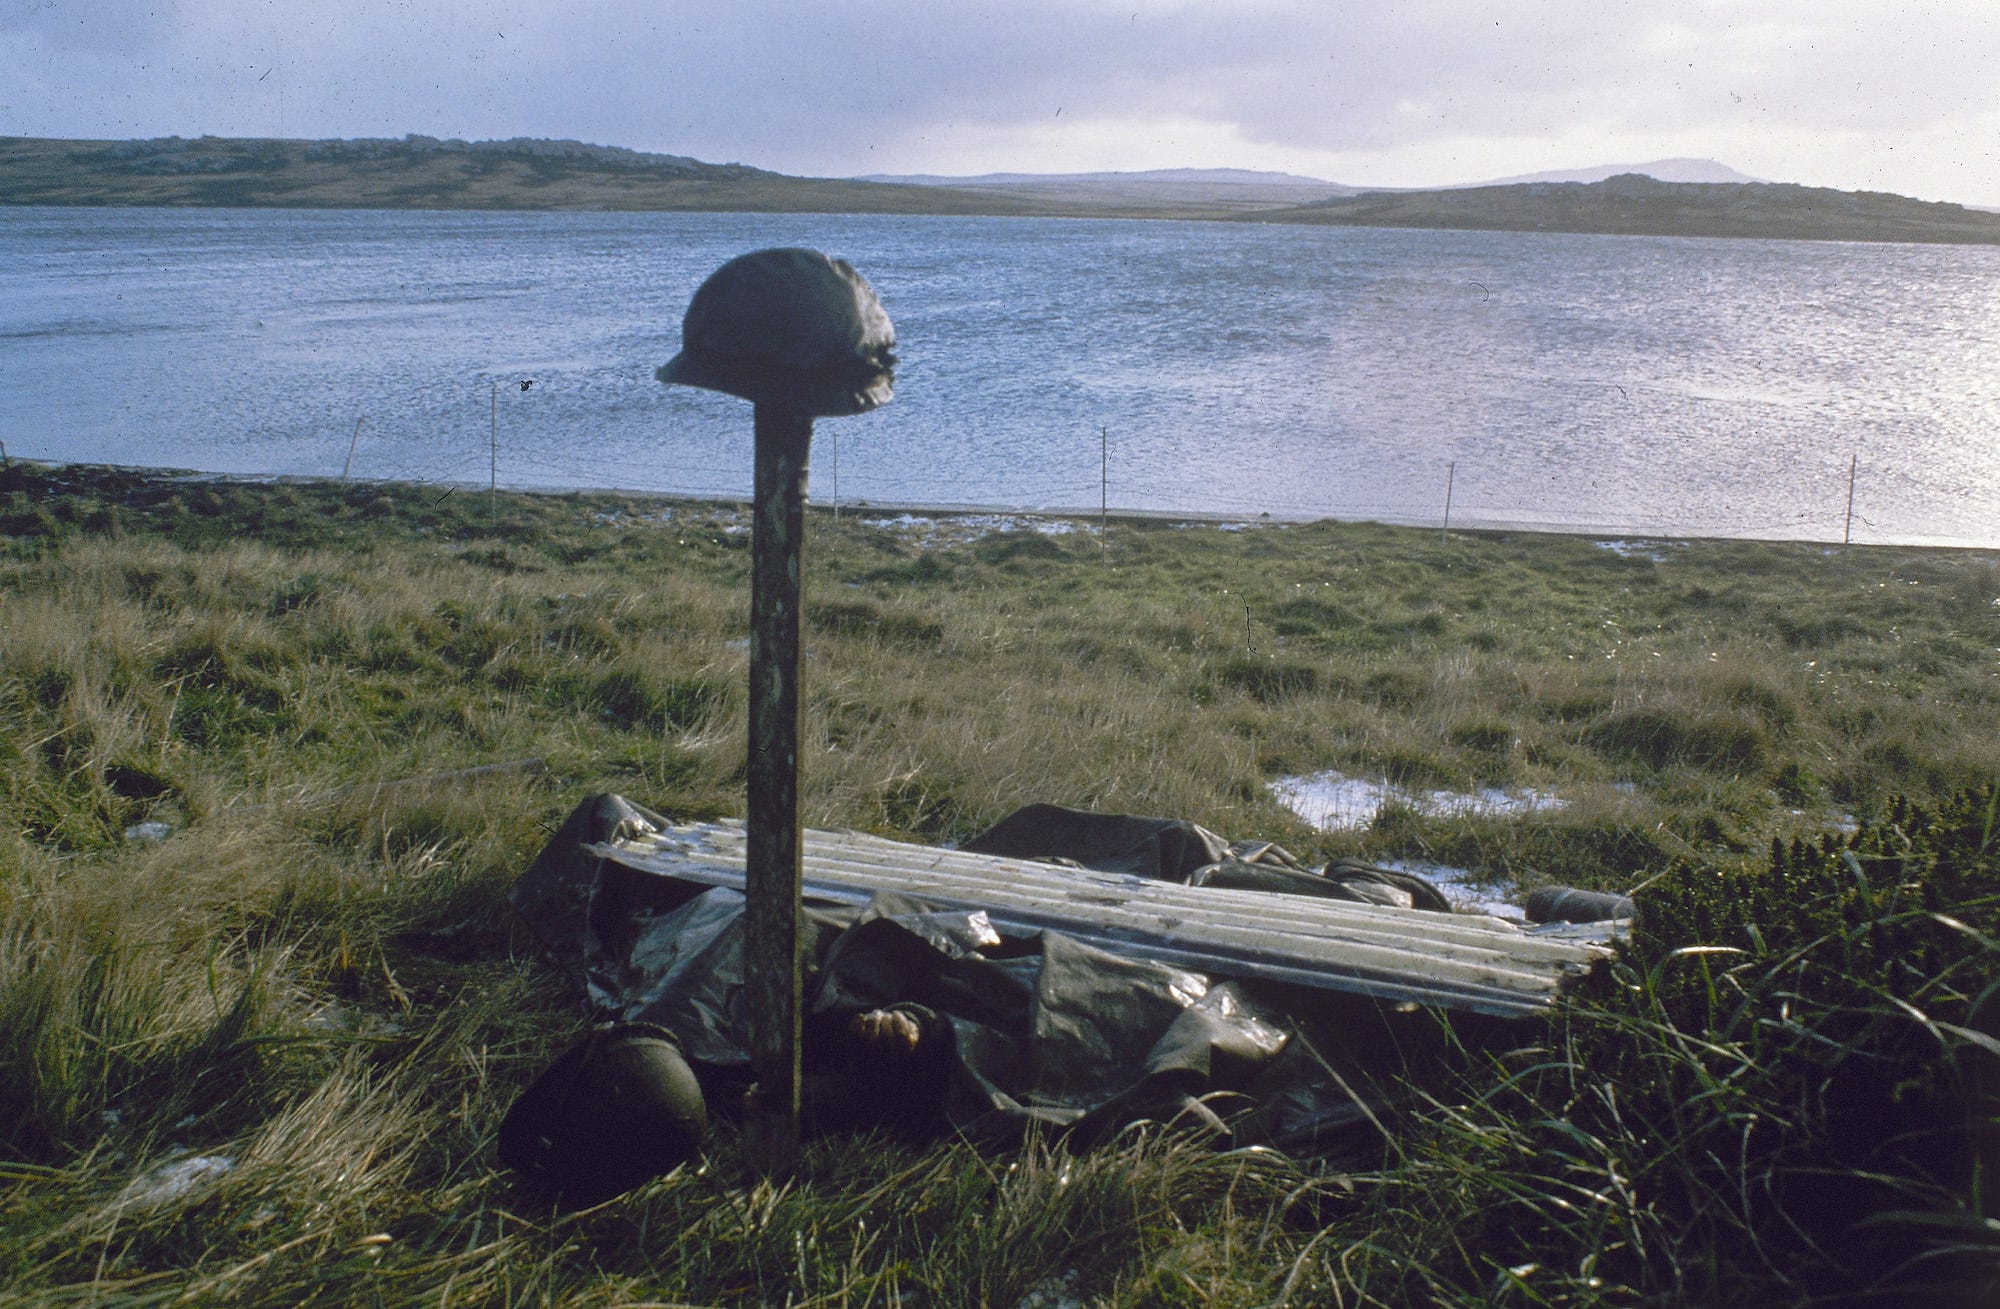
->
[7,137,1995,244]
[849,160,1775,215]
[1255,172,2000,244]
[856,166,1358,214]
[0,134,1057,215]
[1460,157,1762,187]
[861,166,1342,187]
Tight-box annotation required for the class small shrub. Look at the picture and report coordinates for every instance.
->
[1584,706,1769,774]
[1612,785,2000,1300]
[1718,671,1799,728]
[809,599,945,647]
[1360,666,1425,709]
[265,573,334,618]
[1446,721,1514,756]
[577,666,732,733]
[1265,595,1361,636]
[1771,608,1865,647]
[1772,757,1819,805]
[1217,655,1318,703]
[972,531,1071,566]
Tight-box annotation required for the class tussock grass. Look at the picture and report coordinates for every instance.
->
[1,463,1996,1303]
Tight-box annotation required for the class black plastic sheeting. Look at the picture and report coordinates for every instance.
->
[962,802,1455,912]
[510,795,1509,1154]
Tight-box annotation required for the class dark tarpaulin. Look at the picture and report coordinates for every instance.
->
[509,795,1485,1153]
[961,802,1455,912]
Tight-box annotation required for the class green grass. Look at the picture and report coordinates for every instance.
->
[1,462,1996,1305]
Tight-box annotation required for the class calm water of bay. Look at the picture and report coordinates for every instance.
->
[2,205,1996,546]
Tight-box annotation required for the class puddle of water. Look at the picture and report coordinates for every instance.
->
[1269,771,1568,920]
[1012,1270,1084,1309]
[591,506,674,525]
[1269,771,1565,833]
[1790,807,1860,835]
[855,511,1282,542]
[1594,539,1687,561]
[1379,859,1523,920]
[860,512,1092,543]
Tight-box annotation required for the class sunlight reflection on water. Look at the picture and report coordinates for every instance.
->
[5,207,1996,545]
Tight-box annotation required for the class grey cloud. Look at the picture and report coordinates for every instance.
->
[3,0,1994,186]
[547,2,1999,164]
[1,0,182,53]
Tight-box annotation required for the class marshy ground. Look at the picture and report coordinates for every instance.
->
[1,462,1995,1305]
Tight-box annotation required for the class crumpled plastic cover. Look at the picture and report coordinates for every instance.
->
[508,795,1475,1153]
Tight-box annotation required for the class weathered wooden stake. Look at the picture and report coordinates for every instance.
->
[490,382,499,521]
[340,417,364,481]
[745,403,813,1164]
[1100,426,1109,533]
[654,247,896,1172]
[1442,460,1456,544]
[1843,453,1858,548]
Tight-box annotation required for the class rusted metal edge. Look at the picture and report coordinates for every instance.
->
[587,819,1617,1019]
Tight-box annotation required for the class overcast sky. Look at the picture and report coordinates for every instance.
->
[6,1,1998,205]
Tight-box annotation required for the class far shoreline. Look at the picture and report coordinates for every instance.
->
[9,134,2000,245]
[12,457,1998,555]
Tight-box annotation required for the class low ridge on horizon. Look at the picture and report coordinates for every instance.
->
[856,157,1760,191]
[1461,157,1764,187]
[8,135,1993,238]
[857,165,1343,187]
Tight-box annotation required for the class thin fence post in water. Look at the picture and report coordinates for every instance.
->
[1101,426,1108,534]
[831,426,839,523]
[1442,461,1456,544]
[490,381,499,522]
[1843,453,1858,548]
[340,417,363,482]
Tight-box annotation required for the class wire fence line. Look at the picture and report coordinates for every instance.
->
[30,369,1969,549]
[297,392,1927,548]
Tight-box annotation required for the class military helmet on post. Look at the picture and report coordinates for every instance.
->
[657,247,895,417]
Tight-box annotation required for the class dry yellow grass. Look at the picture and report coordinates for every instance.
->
[1,463,1996,1304]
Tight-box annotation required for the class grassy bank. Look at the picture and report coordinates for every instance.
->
[2,462,1996,1305]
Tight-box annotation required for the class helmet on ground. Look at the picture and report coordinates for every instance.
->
[498,1022,707,1205]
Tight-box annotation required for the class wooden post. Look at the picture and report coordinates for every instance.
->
[341,417,364,482]
[745,402,812,1167]
[1441,461,1456,544]
[490,382,499,521]
[1100,426,1108,533]
[1843,453,1857,548]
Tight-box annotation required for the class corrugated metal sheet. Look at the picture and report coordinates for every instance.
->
[588,819,1617,1019]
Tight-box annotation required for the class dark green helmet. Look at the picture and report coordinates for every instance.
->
[657,247,896,417]
[498,1023,706,1204]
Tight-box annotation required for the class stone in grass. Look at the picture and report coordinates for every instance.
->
[120,1154,234,1208]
